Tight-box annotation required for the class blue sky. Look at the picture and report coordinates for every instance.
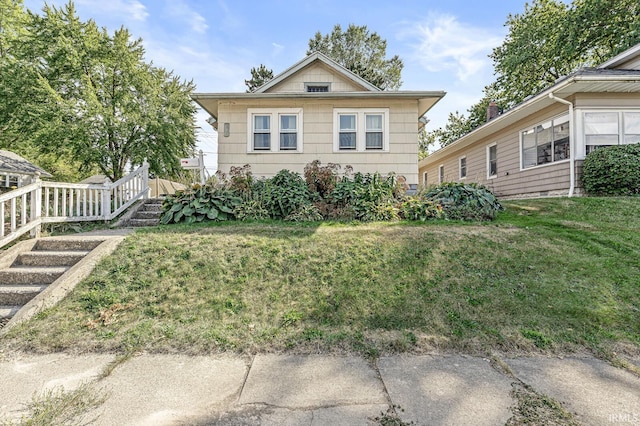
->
[23,0,531,173]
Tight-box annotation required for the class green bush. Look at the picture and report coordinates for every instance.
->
[161,184,241,224]
[253,170,312,219]
[399,198,443,221]
[582,143,640,196]
[332,172,403,221]
[161,164,503,225]
[420,182,502,221]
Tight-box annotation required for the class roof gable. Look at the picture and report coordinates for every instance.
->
[255,52,381,93]
[598,43,640,70]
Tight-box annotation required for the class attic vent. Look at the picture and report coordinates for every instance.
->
[305,83,330,92]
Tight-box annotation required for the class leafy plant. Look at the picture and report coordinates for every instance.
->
[420,182,502,221]
[582,143,640,196]
[304,160,340,199]
[254,170,312,219]
[399,198,443,221]
[160,184,241,224]
[285,203,323,222]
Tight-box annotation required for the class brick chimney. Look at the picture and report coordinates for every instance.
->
[486,101,500,122]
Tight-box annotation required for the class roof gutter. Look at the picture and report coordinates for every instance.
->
[548,93,575,197]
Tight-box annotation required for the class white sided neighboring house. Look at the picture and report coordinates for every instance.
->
[419,43,640,198]
[192,52,445,188]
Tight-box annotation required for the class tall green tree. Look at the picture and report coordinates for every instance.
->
[307,24,403,90]
[0,1,196,181]
[245,64,273,92]
[422,0,640,156]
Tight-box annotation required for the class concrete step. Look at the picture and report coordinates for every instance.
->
[140,203,163,211]
[0,284,49,305]
[0,305,20,320]
[33,239,103,252]
[133,210,162,219]
[128,218,160,227]
[0,266,68,285]
[13,251,89,267]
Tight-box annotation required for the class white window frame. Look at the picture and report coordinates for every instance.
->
[487,143,498,179]
[438,165,444,184]
[580,109,640,158]
[247,108,303,153]
[459,156,467,179]
[422,171,428,186]
[519,114,571,171]
[333,108,390,152]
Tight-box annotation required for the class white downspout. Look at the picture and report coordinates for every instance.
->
[548,93,575,197]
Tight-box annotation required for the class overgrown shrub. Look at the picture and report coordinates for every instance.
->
[399,198,443,221]
[420,182,502,221]
[161,164,503,224]
[582,143,640,196]
[253,170,312,219]
[331,172,404,221]
[161,184,241,224]
[304,160,339,199]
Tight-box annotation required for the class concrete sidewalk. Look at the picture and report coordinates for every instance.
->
[0,352,638,425]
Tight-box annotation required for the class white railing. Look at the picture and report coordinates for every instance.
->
[0,162,149,249]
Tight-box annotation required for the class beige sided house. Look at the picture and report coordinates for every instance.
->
[192,52,445,188]
[419,43,640,198]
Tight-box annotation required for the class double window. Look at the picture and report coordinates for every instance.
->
[521,114,570,169]
[248,109,303,153]
[583,111,640,155]
[334,108,389,152]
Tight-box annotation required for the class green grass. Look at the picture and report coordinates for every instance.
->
[2,197,639,359]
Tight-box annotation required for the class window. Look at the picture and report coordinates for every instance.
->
[305,83,330,92]
[365,114,383,149]
[339,114,357,149]
[253,115,270,150]
[487,143,497,178]
[279,115,297,150]
[521,115,569,169]
[247,108,303,153]
[333,108,389,152]
[422,172,428,186]
[584,110,640,154]
[459,157,467,179]
[438,165,444,184]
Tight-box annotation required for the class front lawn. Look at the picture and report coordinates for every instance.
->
[2,197,639,360]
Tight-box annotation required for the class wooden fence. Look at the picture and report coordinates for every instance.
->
[0,162,149,249]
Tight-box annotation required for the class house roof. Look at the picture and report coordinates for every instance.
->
[0,150,53,178]
[598,43,640,69]
[191,52,445,128]
[419,65,640,168]
[254,51,381,93]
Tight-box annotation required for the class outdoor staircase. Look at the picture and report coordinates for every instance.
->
[126,198,164,227]
[0,239,103,328]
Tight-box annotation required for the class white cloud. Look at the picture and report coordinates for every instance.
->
[401,12,503,82]
[165,1,208,34]
[77,0,148,22]
[272,42,284,56]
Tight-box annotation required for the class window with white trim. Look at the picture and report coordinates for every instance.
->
[584,111,640,154]
[459,156,467,179]
[487,143,497,178]
[521,114,570,169]
[333,108,389,152]
[438,165,444,184]
[247,108,303,153]
[253,115,271,150]
[339,114,357,150]
[279,115,297,150]
[365,114,383,149]
[422,171,428,185]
